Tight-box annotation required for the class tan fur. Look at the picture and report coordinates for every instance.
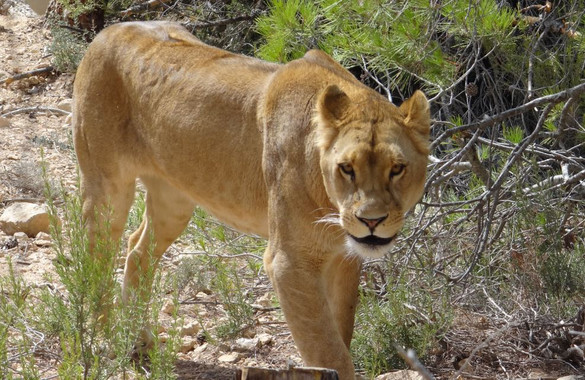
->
[73,21,430,379]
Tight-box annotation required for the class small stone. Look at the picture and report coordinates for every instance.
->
[257,333,273,347]
[180,337,197,353]
[57,99,72,113]
[256,292,273,308]
[0,202,51,237]
[218,352,240,363]
[233,338,259,352]
[158,333,169,343]
[180,321,201,336]
[161,300,175,314]
[240,326,256,339]
[376,370,424,380]
[244,359,258,367]
[35,231,51,240]
[34,231,52,247]
[14,231,28,240]
[0,117,10,128]
[193,342,208,356]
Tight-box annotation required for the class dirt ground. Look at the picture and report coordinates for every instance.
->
[1,1,585,379]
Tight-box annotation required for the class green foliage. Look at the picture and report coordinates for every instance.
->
[256,0,320,62]
[352,274,450,376]
[503,125,524,144]
[540,245,585,299]
[127,192,146,231]
[0,260,39,379]
[49,26,88,73]
[256,0,522,92]
[212,260,254,338]
[0,161,180,378]
[180,208,262,339]
[441,0,518,43]
[57,0,105,21]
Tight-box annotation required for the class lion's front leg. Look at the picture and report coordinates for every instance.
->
[264,245,356,380]
[324,254,362,348]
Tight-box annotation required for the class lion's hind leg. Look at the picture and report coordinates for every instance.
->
[122,176,195,304]
[79,172,137,257]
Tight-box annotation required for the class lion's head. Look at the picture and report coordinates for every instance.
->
[315,85,430,258]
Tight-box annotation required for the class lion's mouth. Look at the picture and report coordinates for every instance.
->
[349,234,396,246]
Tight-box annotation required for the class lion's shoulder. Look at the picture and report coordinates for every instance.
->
[97,21,203,47]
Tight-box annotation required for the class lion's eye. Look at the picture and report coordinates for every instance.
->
[390,164,405,179]
[339,163,355,180]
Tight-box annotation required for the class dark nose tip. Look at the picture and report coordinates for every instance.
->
[357,215,388,231]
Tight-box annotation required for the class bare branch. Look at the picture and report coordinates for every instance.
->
[0,66,54,85]
[431,81,585,150]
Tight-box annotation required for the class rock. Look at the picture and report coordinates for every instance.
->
[35,231,51,240]
[180,321,201,336]
[180,337,197,353]
[233,338,259,352]
[192,342,208,357]
[557,376,584,380]
[158,333,169,343]
[14,231,28,240]
[376,370,424,380]
[0,116,10,128]
[527,370,549,379]
[218,352,240,363]
[161,299,175,315]
[257,333,273,347]
[240,326,256,339]
[0,202,51,237]
[255,292,273,308]
[57,99,72,113]
[34,231,52,247]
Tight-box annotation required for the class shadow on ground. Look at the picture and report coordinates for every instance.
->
[175,360,236,380]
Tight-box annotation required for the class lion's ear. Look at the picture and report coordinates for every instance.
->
[399,90,430,137]
[315,85,350,150]
[317,85,350,124]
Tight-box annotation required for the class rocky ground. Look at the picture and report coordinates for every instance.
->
[1,1,584,379]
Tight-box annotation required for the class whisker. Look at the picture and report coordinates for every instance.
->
[313,213,341,226]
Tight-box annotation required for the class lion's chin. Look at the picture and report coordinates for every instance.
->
[345,234,396,259]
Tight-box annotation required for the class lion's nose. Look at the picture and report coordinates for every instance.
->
[356,215,388,232]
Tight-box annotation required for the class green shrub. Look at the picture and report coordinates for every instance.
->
[352,273,451,377]
[49,26,88,73]
[0,161,182,379]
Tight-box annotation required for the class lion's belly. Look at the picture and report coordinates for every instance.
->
[137,118,270,239]
[196,199,269,238]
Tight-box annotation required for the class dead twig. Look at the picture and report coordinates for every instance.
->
[395,345,435,380]
[1,106,70,117]
[182,11,261,31]
[0,66,54,85]
[431,81,585,150]
[120,0,174,18]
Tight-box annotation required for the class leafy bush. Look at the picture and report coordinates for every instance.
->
[49,26,88,73]
[352,272,451,377]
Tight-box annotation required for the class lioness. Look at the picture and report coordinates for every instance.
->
[73,21,430,379]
